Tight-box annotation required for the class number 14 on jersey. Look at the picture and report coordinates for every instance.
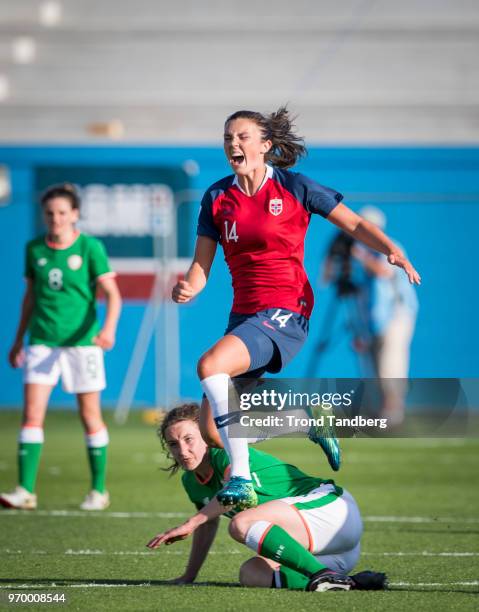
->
[224,220,239,243]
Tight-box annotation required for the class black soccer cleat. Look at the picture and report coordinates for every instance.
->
[306,569,355,592]
[350,570,388,590]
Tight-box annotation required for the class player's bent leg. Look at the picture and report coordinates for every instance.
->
[198,335,258,509]
[239,556,356,592]
[234,498,384,592]
[199,396,223,448]
[197,334,251,380]
[229,500,310,549]
[227,500,354,587]
[315,542,361,575]
[77,392,110,510]
[239,557,277,588]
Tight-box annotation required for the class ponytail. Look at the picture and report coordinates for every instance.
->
[225,106,306,169]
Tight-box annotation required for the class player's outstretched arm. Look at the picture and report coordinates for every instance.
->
[172,236,217,303]
[147,497,224,549]
[169,517,220,584]
[146,497,224,582]
[351,244,393,278]
[327,203,421,285]
[8,279,34,368]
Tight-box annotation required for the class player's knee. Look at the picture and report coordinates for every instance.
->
[197,351,219,379]
[79,411,104,433]
[228,515,249,543]
[239,558,273,588]
[239,559,259,587]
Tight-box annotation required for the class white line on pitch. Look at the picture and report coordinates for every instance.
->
[390,581,479,587]
[2,510,479,523]
[362,552,479,557]
[0,548,240,556]
[363,516,479,524]
[0,581,478,590]
[0,510,188,518]
[1,549,478,557]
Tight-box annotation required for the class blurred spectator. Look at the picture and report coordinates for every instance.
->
[351,206,419,424]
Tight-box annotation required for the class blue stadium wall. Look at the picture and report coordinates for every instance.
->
[0,145,478,407]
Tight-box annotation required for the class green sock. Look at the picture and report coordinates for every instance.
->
[18,442,43,493]
[277,566,310,590]
[87,446,108,493]
[260,524,326,577]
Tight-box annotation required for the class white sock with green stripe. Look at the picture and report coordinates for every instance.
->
[201,373,251,479]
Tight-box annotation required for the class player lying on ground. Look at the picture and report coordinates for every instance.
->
[146,404,386,592]
[171,107,421,509]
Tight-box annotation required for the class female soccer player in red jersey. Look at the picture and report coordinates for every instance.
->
[172,108,420,509]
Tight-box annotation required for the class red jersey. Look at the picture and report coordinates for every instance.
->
[197,165,342,318]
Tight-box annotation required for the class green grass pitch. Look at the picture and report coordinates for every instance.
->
[0,410,478,611]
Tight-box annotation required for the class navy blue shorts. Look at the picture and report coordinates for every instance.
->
[225,308,309,378]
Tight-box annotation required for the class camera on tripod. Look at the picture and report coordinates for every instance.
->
[326,232,358,297]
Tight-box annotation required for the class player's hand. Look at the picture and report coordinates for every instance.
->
[172,280,195,304]
[8,341,25,368]
[93,328,116,350]
[146,522,194,548]
[388,252,421,285]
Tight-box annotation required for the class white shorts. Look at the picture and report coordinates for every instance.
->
[281,485,363,574]
[24,345,106,394]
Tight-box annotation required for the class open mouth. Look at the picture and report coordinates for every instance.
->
[230,153,245,166]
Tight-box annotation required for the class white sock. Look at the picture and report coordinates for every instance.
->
[85,427,109,448]
[18,427,44,444]
[245,520,272,553]
[201,373,251,479]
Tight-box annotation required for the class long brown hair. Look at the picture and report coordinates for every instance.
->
[158,403,201,475]
[225,106,306,169]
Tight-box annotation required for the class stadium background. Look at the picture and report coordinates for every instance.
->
[1,1,478,408]
[1,2,478,411]
[0,145,478,408]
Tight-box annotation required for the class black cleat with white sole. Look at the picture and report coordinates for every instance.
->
[306,569,355,592]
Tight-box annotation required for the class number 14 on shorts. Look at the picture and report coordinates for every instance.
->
[271,309,292,328]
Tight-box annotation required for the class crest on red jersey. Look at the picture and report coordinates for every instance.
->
[269,198,283,216]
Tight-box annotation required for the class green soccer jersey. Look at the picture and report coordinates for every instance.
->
[25,233,113,347]
[181,447,343,515]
